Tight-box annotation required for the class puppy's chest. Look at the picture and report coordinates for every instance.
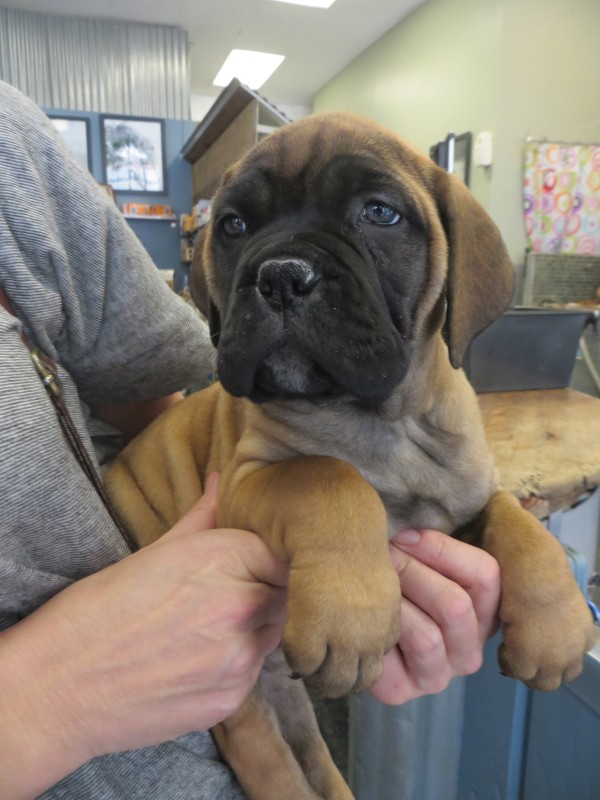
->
[354,422,467,534]
[263,402,496,536]
[313,413,493,536]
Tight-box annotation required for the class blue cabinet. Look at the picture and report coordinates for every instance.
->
[350,490,600,800]
[521,653,600,799]
[350,638,600,800]
[459,637,600,800]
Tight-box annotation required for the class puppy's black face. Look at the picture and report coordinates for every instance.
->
[204,134,430,405]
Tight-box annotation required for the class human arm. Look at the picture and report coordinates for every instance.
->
[0,475,287,800]
[0,80,214,409]
[369,529,501,704]
[91,392,184,442]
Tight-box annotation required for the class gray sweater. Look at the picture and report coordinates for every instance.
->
[0,80,245,799]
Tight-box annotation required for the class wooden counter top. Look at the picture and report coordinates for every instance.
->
[478,389,600,518]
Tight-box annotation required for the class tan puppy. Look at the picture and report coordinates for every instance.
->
[105,113,595,800]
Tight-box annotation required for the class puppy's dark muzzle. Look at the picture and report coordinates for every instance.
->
[257,257,321,311]
[216,231,411,404]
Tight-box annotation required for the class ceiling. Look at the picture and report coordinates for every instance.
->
[4,0,425,106]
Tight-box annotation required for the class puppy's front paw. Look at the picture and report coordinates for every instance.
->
[282,556,402,698]
[498,579,596,691]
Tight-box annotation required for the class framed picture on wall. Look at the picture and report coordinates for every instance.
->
[452,132,472,187]
[430,131,472,187]
[100,115,166,194]
[48,115,91,171]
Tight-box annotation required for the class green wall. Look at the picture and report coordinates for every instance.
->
[313,0,600,268]
[491,0,600,265]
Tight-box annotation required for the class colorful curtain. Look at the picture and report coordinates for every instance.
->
[523,141,600,255]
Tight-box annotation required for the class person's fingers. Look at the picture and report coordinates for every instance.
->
[392,529,501,640]
[219,611,286,690]
[370,597,451,704]
[238,540,289,589]
[240,584,288,631]
[160,472,220,541]
[159,474,289,589]
[184,471,220,528]
[369,643,410,704]
[202,471,220,502]
[254,622,285,659]
[389,547,482,674]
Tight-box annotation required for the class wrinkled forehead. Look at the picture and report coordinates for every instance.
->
[215,118,435,224]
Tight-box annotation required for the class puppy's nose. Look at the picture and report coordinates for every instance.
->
[257,258,319,307]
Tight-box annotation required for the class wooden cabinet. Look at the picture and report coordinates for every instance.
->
[181,78,289,202]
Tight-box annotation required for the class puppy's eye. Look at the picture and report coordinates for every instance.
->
[221,214,247,237]
[360,202,401,226]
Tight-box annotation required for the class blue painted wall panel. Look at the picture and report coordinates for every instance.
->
[458,634,531,800]
[43,106,196,289]
[522,647,600,800]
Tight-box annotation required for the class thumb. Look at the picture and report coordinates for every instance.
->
[161,472,220,540]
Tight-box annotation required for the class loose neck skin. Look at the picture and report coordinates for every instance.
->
[227,326,496,536]
[249,328,474,459]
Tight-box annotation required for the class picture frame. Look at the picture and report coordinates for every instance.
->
[430,131,472,187]
[100,115,167,194]
[453,132,472,187]
[48,115,91,171]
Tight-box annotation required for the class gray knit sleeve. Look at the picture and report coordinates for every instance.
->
[0,80,214,404]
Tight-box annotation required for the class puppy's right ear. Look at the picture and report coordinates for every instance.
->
[433,170,514,368]
[189,227,221,347]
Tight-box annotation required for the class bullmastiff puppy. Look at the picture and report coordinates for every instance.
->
[105,112,596,799]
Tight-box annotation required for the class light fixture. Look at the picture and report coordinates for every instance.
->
[213,49,285,90]
[270,0,336,7]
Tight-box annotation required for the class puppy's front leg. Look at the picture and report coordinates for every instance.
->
[477,490,596,690]
[212,685,323,800]
[212,654,353,800]
[220,455,402,697]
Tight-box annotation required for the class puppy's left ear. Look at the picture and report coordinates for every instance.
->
[434,172,514,368]
[189,226,221,347]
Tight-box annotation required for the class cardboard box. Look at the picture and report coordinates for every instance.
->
[122,203,174,218]
[180,214,196,234]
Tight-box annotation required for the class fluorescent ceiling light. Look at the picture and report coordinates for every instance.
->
[213,49,285,90]
[270,0,336,7]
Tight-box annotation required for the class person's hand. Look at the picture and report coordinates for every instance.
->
[0,474,288,799]
[369,529,500,705]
